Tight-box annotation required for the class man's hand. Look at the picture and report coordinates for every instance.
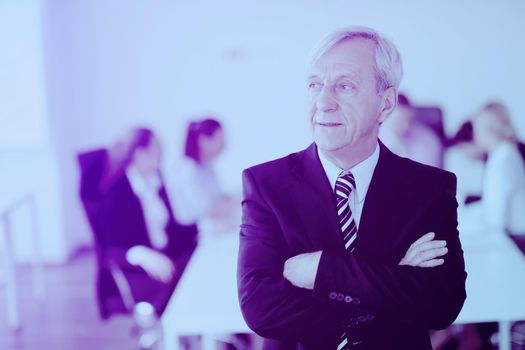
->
[399,232,448,267]
[127,246,176,283]
[283,251,322,290]
[283,232,446,290]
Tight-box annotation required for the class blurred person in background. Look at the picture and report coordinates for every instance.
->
[169,117,239,232]
[444,102,525,350]
[472,102,525,246]
[95,127,198,317]
[379,93,443,167]
[168,118,246,350]
[444,120,486,207]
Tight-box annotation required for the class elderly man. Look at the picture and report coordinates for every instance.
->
[237,26,466,350]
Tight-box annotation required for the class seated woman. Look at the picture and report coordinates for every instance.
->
[441,102,525,350]
[444,120,486,207]
[82,127,198,318]
[169,117,239,232]
[472,102,525,246]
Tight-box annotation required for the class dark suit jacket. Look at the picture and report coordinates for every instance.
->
[102,169,198,269]
[237,142,467,350]
[79,149,198,317]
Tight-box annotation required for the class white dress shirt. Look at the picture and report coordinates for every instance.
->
[317,142,380,228]
[482,141,525,235]
[126,166,169,250]
[168,157,223,225]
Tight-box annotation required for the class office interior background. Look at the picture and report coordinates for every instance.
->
[1,0,525,349]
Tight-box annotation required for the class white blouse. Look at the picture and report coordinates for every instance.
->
[168,157,223,225]
[482,142,525,235]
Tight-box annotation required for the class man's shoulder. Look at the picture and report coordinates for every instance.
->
[243,149,304,181]
[394,153,456,188]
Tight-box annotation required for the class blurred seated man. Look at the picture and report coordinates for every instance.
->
[379,93,443,167]
[89,127,198,318]
[472,102,525,246]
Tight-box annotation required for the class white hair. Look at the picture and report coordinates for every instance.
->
[308,26,403,92]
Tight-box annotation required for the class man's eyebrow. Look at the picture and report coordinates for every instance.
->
[307,73,360,81]
[337,74,359,81]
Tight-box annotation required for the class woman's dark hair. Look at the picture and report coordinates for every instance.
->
[184,118,222,163]
[120,127,156,167]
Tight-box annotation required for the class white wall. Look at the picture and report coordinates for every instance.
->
[0,0,66,264]
[0,0,49,149]
[40,0,525,249]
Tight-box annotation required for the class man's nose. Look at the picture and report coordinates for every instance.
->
[316,86,338,113]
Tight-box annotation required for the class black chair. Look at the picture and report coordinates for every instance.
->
[413,106,446,144]
[78,149,136,318]
[413,106,445,168]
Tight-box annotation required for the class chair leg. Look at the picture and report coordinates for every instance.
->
[2,215,21,331]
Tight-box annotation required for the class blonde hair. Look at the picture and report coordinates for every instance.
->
[476,102,516,142]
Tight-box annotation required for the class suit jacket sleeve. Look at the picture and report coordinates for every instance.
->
[312,172,467,330]
[238,169,346,341]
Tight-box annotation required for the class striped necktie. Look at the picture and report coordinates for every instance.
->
[335,171,358,252]
[335,171,357,350]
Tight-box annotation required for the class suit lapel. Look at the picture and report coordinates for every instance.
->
[356,142,413,261]
[287,142,415,258]
[289,143,345,252]
[289,142,412,259]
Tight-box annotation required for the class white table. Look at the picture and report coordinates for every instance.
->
[162,230,249,350]
[162,226,525,350]
[455,231,525,350]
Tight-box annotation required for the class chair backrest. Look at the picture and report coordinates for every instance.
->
[78,149,108,251]
[413,106,445,144]
[412,106,445,168]
[78,149,129,319]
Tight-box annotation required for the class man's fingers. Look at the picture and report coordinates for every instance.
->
[405,240,446,262]
[147,269,162,282]
[159,267,169,281]
[413,247,448,265]
[161,261,175,282]
[415,240,447,251]
[410,232,435,248]
[144,260,174,283]
[399,243,448,266]
[419,259,445,268]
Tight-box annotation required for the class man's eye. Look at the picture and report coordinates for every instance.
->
[308,82,322,89]
[339,83,354,91]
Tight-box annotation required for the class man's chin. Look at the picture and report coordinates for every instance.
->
[314,139,345,154]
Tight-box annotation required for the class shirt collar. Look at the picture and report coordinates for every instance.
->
[317,142,380,203]
[126,166,161,195]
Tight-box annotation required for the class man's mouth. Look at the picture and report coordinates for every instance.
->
[317,122,343,127]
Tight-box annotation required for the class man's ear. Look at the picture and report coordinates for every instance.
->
[378,87,397,124]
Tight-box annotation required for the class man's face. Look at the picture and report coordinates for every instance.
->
[308,38,387,155]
